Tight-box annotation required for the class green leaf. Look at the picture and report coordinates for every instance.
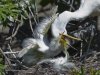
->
[1,13,7,21]
[23,10,29,18]
[0,64,5,70]
[80,66,85,75]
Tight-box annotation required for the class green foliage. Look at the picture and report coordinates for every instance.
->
[0,0,54,27]
[0,0,20,23]
[0,0,35,26]
[72,66,85,75]
[0,64,5,75]
[89,67,100,75]
[70,66,100,75]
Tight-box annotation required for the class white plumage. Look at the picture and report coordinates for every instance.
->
[17,0,100,70]
[17,14,73,70]
[52,0,100,37]
[18,0,100,69]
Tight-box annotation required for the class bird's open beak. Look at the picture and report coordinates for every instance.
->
[63,34,82,41]
[59,32,82,41]
[59,32,82,50]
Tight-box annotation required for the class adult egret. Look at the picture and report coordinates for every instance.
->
[52,0,100,37]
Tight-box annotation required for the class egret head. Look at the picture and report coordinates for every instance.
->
[51,11,72,38]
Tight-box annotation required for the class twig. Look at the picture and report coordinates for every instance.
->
[86,27,94,53]
[33,0,39,23]
[7,44,29,69]
[96,52,100,55]
[80,42,83,57]
[8,44,17,59]
[80,27,94,61]
[28,6,39,34]
[10,22,16,43]
[6,18,23,40]
[69,0,75,11]
[29,15,34,34]
[0,48,12,68]
[28,4,38,25]
[6,23,20,40]
[4,51,19,54]
[68,43,78,51]
[23,0,38,25]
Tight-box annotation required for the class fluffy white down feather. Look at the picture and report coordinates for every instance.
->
[18,0,100,70]
[17,14,73,70]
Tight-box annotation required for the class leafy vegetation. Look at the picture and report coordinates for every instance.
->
[0,0,37,27]
[70,66,100,75]
[0,0,20,26]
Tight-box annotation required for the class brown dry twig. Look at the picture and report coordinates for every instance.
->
[0,48,12,68]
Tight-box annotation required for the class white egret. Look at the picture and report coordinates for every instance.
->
[52,0,100,37]
[18,0,99,69]
[17,13,79,70]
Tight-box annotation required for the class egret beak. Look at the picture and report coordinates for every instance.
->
[59,32,82,50]
[63,34,82,41]
[59,32,82,41]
